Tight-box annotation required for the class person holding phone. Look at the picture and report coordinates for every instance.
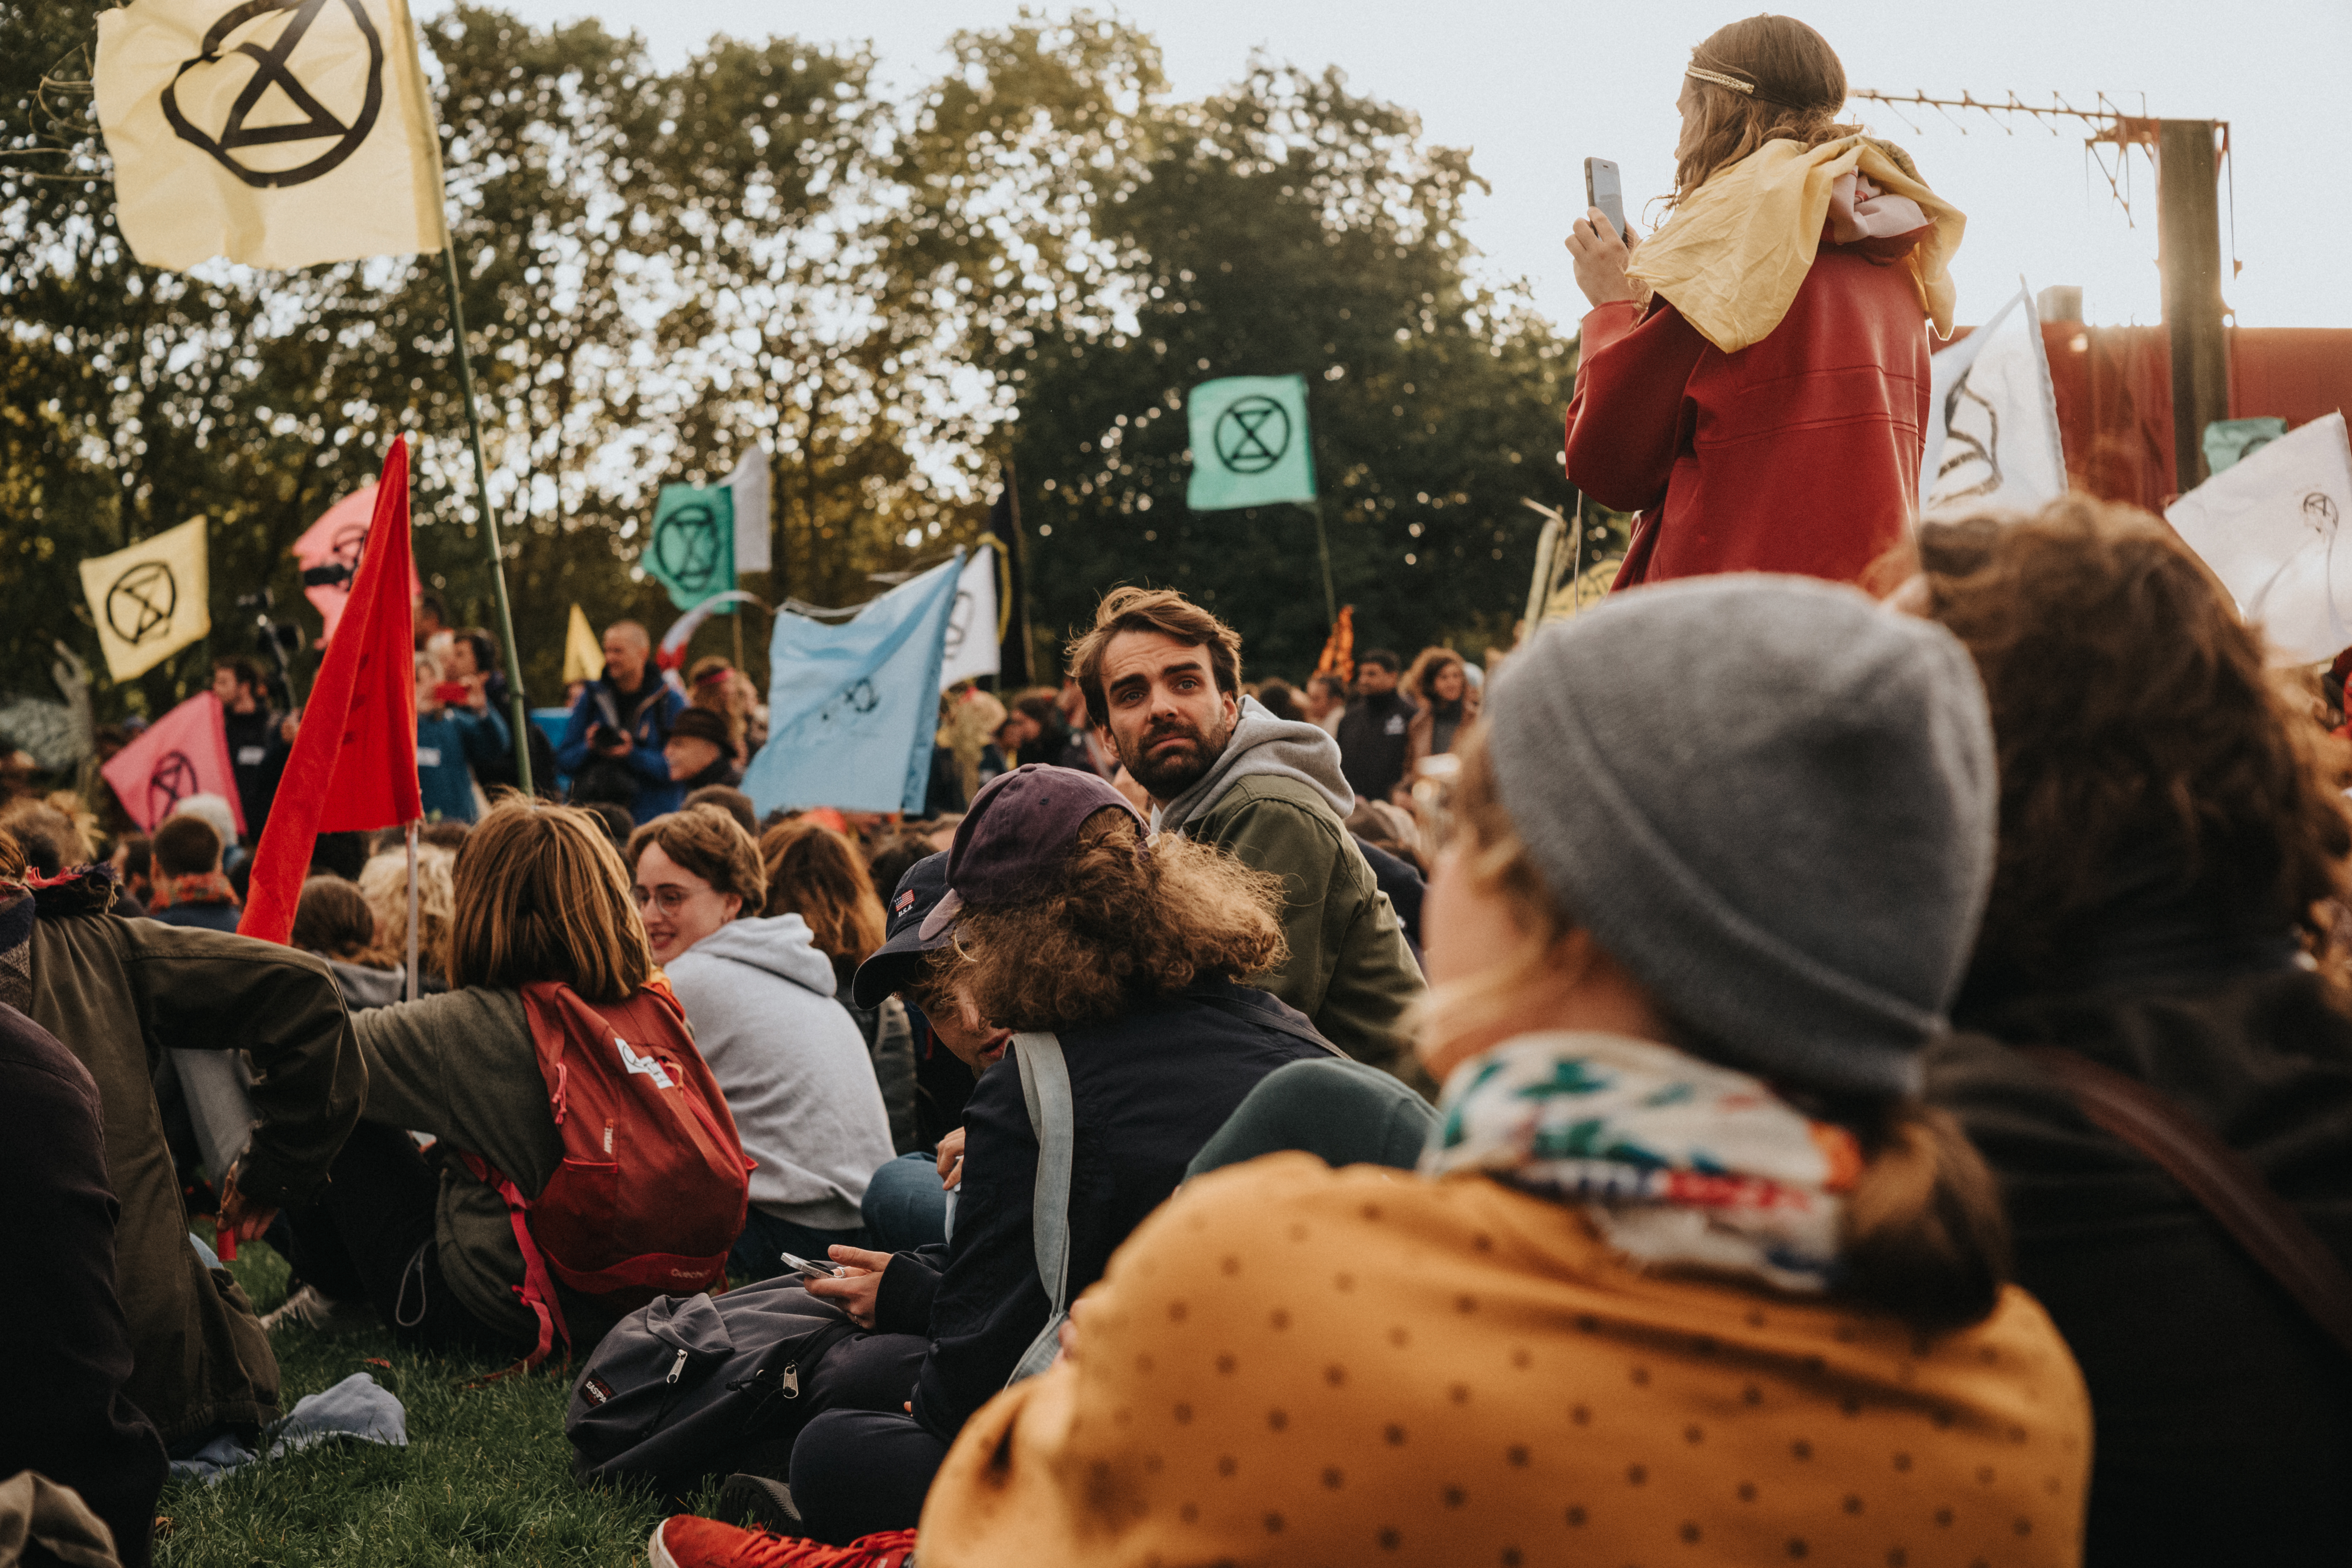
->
[412,649,510,825]
[1563,14,1962,589]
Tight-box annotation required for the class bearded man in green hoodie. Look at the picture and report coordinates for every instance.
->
[1069,588,1428,1092]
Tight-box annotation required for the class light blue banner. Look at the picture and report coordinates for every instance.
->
[743,550,964,815]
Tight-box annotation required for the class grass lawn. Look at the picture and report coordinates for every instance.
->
[157,1228,714,1568]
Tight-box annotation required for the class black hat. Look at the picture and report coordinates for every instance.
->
[850,851,953,1009]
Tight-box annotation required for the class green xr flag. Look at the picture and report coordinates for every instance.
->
[1187,374,1316,511]
[646,483,736,610]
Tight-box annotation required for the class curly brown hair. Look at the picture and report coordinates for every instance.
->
[1917,497,2352,992]
[626,805,767,912]
[941,811,1285,1030]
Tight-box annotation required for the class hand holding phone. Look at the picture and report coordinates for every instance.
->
[781,1250,847,1283]
[1583,157,1626,241]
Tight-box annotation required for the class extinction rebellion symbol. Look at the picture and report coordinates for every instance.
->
[161,0,386,189]
[147,751,202,825]
[106,561,179,646]
[1212,396,1291,475]
[653,501,728,594]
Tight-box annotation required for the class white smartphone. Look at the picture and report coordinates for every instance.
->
[780,1250,845,1282]
[1584,157,1626,241]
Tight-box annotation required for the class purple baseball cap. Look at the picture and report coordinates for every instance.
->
[918,765,1148,941]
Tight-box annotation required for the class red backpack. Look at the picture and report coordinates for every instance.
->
[463,977,753,1367]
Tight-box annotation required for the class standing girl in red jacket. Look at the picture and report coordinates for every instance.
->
[1565,14,1964,588]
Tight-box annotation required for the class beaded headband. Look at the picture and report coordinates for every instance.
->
[1684,66,1756,95]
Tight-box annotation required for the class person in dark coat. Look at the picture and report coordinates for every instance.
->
[656,769,1334,1557]
[1332,648,1416,805]
[1,830,363,1453]
[0,1001,169,1568]
[145,814,242,933]
[210,657,291,846]
[1910,499,2352,1568]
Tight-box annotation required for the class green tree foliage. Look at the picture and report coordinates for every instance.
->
[0,4,1572,731]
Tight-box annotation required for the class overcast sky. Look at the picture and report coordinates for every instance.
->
[471,0,2349,333]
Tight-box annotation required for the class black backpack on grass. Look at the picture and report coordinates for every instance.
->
[565,1276,858,1501]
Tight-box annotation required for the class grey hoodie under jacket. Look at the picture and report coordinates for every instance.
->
[1152,696,1354,835]
[663,914,897,1231]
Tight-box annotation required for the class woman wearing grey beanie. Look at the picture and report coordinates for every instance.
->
[913,574,2093,1568]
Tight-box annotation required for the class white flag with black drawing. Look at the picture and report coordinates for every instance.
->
[726,447,772,575]
[95,0,449,271]
[2168,413,2352,666]
[936,545,1001,691]
[1918,283,2067,521]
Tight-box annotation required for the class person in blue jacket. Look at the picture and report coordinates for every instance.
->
[553,620,687,825]
[413,650,509,825]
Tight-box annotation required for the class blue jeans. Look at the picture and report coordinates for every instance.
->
[859,1152,948,1253]
[731,1208,867,1283]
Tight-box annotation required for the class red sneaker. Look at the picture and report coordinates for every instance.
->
[649,1517,919,1568]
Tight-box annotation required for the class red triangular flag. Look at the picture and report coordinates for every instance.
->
[239,439,423,945]
[99,691,246,837]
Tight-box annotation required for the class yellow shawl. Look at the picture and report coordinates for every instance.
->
[1628,135,1966,355]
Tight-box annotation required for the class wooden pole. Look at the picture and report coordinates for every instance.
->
[2157,119,2229,494]
[404,819,420,1004]
[437,242,535,794]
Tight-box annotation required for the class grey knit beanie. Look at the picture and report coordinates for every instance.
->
[1482,574,1996,1098]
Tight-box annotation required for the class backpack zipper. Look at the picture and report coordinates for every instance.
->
[665,1347,688,1385]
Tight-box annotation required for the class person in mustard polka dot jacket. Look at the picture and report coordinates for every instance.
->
[916,575,2094,1567]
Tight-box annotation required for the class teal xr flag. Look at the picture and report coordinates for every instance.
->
[645,483,735,610]
[1187,374,1316,511]
[741,550,965,815]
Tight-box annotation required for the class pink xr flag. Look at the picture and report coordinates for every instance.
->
[292,482,422,642]
[100,691,246,836]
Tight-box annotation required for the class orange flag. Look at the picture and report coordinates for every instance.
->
[239,440,422,946]
[1313,605,1356,686]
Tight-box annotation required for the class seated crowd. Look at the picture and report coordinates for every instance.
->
[5,497,2350,1568]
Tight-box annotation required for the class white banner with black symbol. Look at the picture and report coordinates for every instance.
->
[1918,282,2067,523]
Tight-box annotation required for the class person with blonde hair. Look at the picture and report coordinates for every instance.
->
[1564,13,1961,586]
[274,798,706,1353]
[902,577,2089,1568]
[626,806,894,1280]
[356,842,455,989]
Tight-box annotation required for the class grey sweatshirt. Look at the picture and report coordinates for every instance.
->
[664,914,896,1230]
[1153,695,1354,835]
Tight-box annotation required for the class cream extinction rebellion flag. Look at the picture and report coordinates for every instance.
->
[79,516,212,681]
[94,0,448,271]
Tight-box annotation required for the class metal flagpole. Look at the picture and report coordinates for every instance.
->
[404,820,420,1004]
[437,241,535,795]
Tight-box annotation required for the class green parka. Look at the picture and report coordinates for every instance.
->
[25,877,362,1445]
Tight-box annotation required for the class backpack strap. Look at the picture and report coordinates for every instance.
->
[1188,987,1349,1060]
[458,1150,574,1371]
[1006,1030,1073,1385]
[2023,1045,2352,1364]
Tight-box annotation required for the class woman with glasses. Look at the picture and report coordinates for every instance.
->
[627,805,895,1278]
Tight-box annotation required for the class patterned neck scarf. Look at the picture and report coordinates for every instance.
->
[150,871,239,912]
[1421,1031,1862,1294]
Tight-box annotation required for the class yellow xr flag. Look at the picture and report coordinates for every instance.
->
[80,516,212,682]
[562,603,605,685]
[94,0,448,271]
